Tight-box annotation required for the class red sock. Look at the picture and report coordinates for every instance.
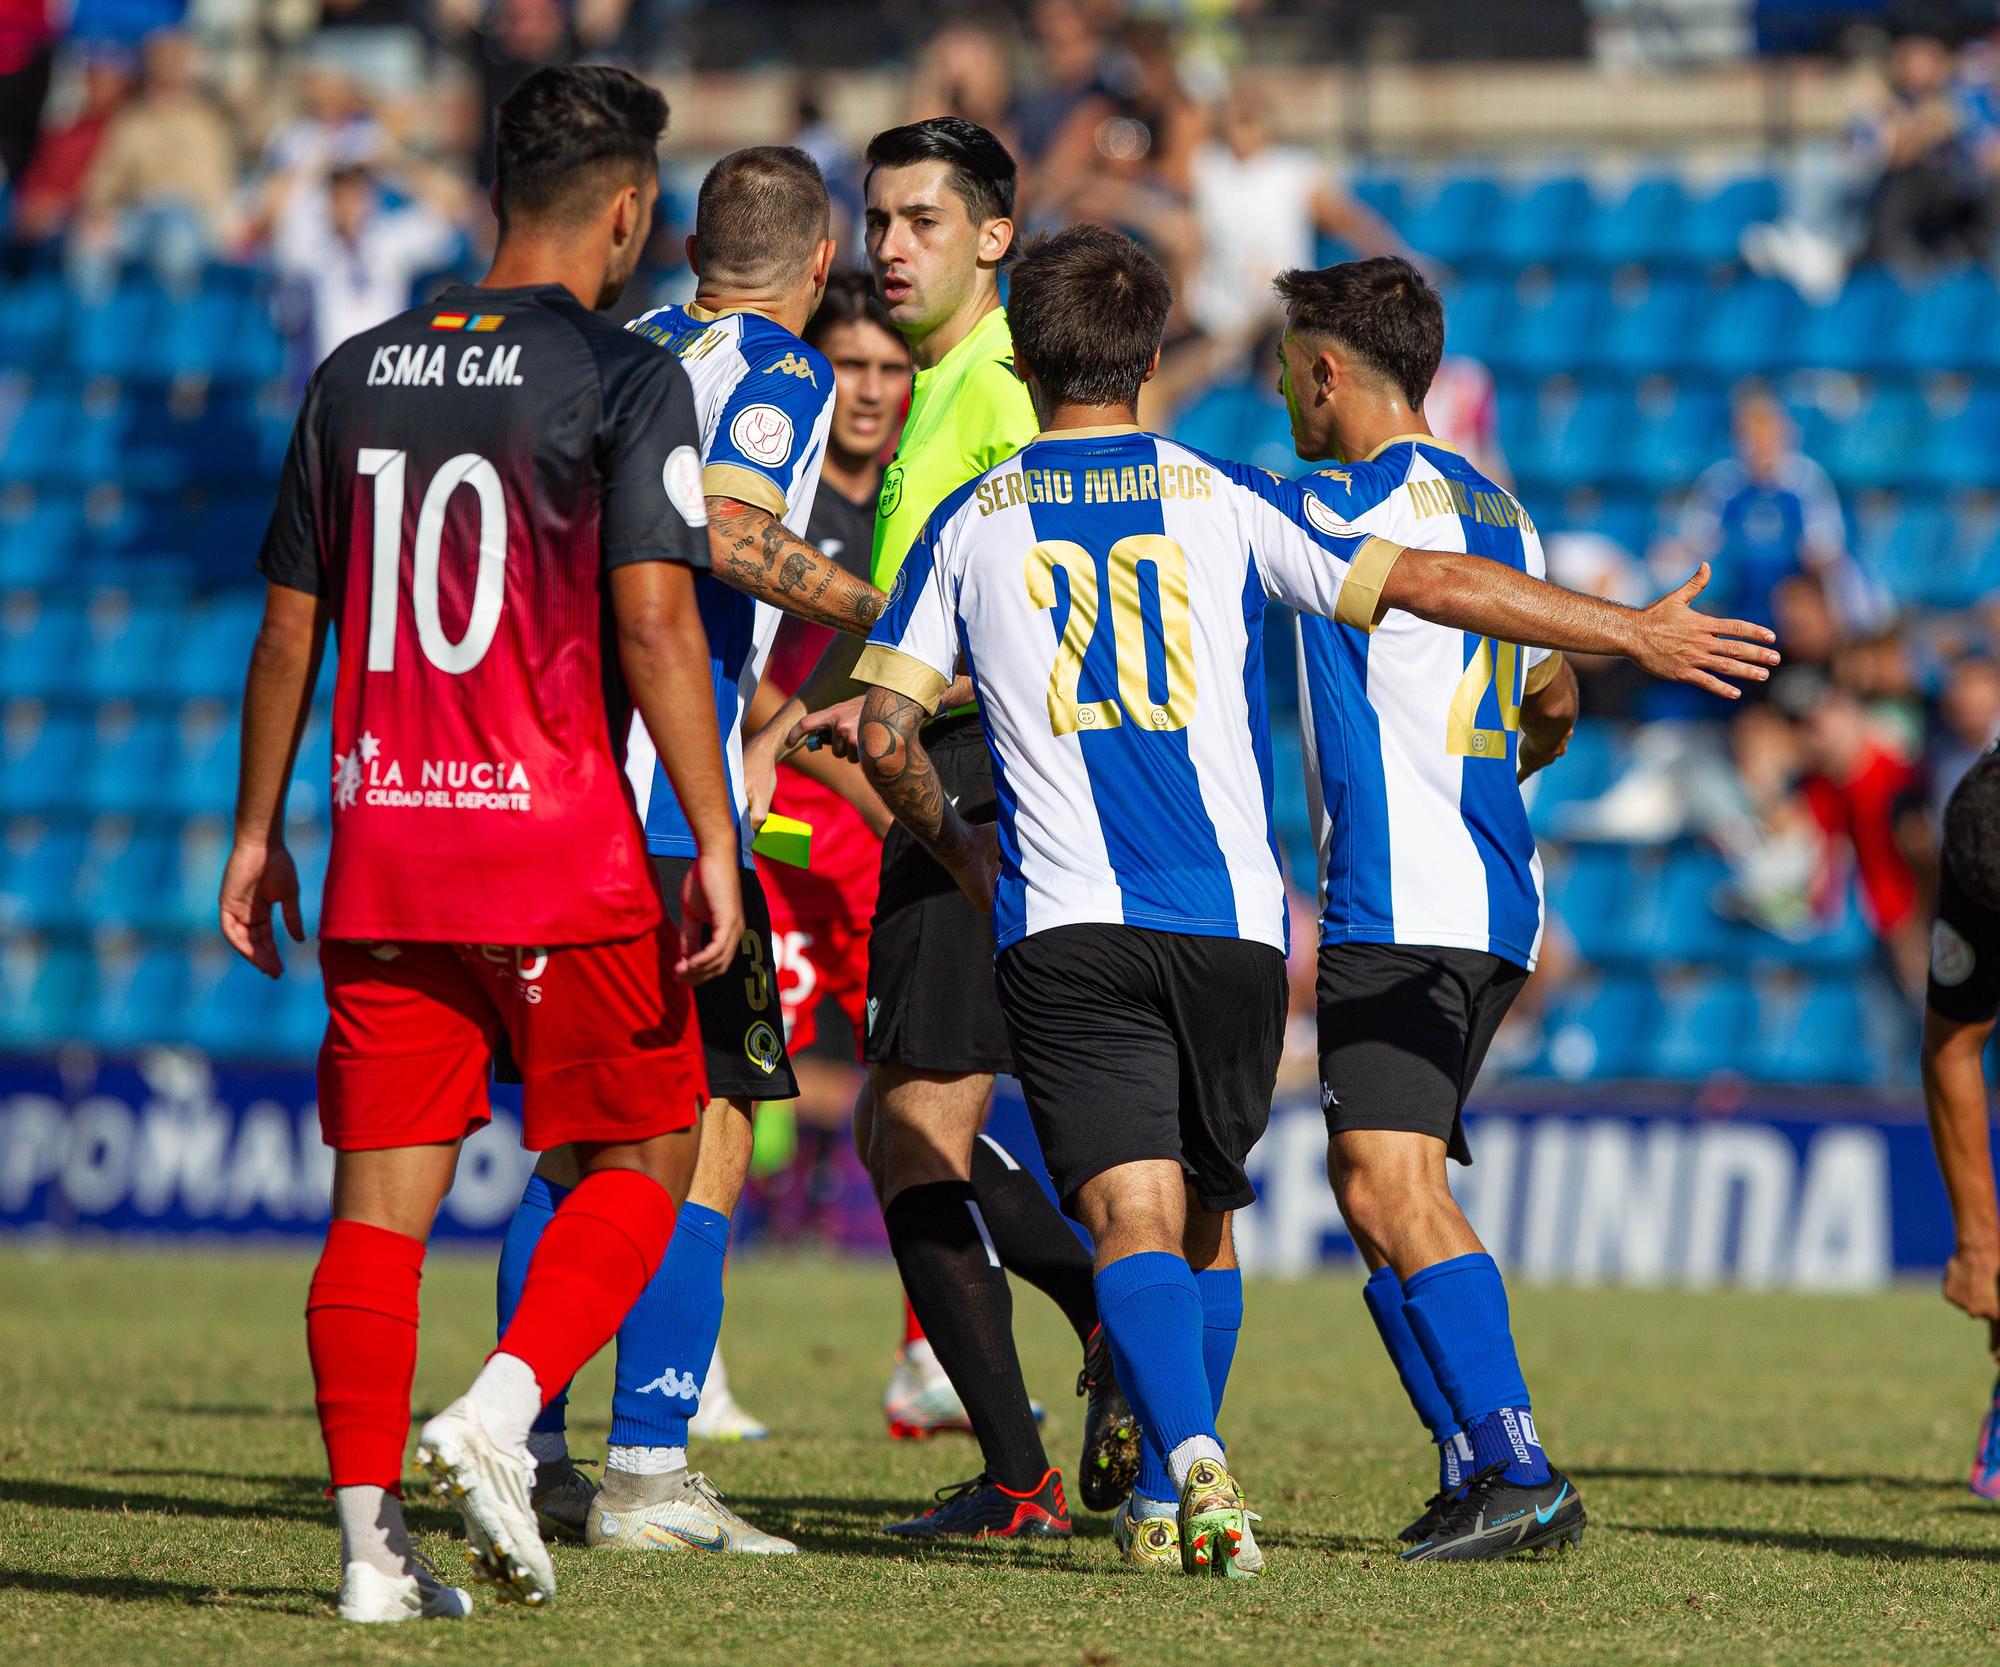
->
[306,1219,426,1491]
[496,1168,676,1400]
[903,1292,926,1348]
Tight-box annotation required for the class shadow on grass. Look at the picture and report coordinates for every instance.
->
[1582,1465,1956,1493]
[139,1402,317,1421]
[0,1569,326,1613]
[0,1475,458,1534]
[734,1493,1102,1568]
[1617,1522,2000,1562]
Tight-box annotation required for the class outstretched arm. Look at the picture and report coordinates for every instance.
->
[707,496,885,636]
[219,583,326,976]
[856,685,999,910]
[1381,556,1778,699]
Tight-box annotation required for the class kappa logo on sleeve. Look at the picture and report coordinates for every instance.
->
[730,404,795,467]
[766,352,818,384]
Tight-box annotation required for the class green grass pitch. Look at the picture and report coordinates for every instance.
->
[6,1247,2000,1666]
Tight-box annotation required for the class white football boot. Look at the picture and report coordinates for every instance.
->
[586,1466,798,1555]
[336,1554,474,1623]
[688,1347,769,1441]
[416,1397,557,1605]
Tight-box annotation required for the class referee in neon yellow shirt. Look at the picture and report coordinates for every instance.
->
[762,118,1139,1540]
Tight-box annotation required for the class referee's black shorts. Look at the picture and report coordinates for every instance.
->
[863,713,1013,1075]
[1316,942,1527,1165]
[996,923,1287,1213]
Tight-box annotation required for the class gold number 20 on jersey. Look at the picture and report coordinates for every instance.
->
[1447,636,1523,758]
[1025,535,1197,737]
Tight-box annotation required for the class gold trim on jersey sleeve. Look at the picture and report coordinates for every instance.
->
[702,464,787,519]
[855,644,950,714]
[1523,650,1565,696]
[1332,537,1406,632]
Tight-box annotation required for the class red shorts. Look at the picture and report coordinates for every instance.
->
[317,930,707,1153]
[760,769,880,1062]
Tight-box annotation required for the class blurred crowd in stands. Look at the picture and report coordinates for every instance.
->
[5,0,2000,1093]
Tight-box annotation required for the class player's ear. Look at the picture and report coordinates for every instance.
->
[978,216,1014,268]
[1140,345,1161,386]
[814,237,836,288]
[684,232,700,276]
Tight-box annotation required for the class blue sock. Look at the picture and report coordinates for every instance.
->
[1128,1267,1243,1509]
[497,1173,570,1437]
[609,1202,730,1450]
[1403,1253,1549,1486]
[1093,1252,1217,1494]
[1361,1263,1466,1491]
[1196,1267,1243,1421]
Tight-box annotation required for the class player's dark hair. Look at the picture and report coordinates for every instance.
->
[1273,256,1445,410]
[695,145,830,285]
[865,116,1017,228]
[1006,225,1171,410]
[805,267,905,353]
[494,65,667,227]
[1945,752,2000,912]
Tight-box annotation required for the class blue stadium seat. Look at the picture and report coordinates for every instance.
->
[1400,176,1506,269]
[1628,846,1737,963]
[72,825,181,932]
[1492,174,1593,269]
[1679,176,1781,266]
[1687,276,1803,378]
[1794,268,1905,374]
[1438,273,1512,366]
[1942,515,2000,614]
[1169,379,1298,476]
[1534,973,1651,1079]
[1632,385,1730,494]
[274,972,329,1057]
[172,593,265,699]
[0,709,90,815]
[1891,267,2000,375]
[173,714,241,819]
[1852,500,1952,605]
[1586,175,1691,267]
[0,597,87,700]
[80,591,188,700]
[1348,171,1404,228]
[1596,272,1704,376]
[1520,386,1634,493]
[1547,843,1651,963]
[1646,973,1754,1078]
[0,497,83,589]
[1749,978,1873,1085]
[1492,273,1607,378]
[70,278,171,383]
[0,274,72,376]
[186,953,288,1057]
[0,943,95,1049]
[0,824,90,933]
[0,391,82,488]
[92,946,194,1050]
[1909,389,2000,493]
[81,711,179,817]
[160,818,228,934]
[1821,386,1930,491]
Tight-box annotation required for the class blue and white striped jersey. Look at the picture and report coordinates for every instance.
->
[619,303,834,863]
[857,426,1404,954]
[1295,435,1558,970]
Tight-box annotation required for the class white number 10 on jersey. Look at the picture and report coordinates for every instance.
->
[358,448,508,675]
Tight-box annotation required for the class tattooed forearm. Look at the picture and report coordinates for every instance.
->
[705,497,886,635]
[859,686,976,866]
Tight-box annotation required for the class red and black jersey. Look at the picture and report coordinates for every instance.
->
[259,282,710,946]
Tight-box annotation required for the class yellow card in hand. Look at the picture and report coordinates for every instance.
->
[752,813,813,869]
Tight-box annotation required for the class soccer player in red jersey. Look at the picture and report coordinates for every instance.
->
[218,65,737,1622]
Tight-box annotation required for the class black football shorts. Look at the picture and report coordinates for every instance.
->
[863,713,1013,1075]
[654,856,800,1103]
[995,923,1288,1213]
[1315,942,1528,1164]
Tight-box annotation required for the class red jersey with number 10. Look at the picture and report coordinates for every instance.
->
[258,283,712,945]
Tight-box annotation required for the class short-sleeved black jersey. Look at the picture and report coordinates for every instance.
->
[255,282,711,945]
[1930,850,2000,1025]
